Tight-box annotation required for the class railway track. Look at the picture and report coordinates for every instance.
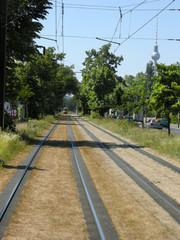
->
[0,117,119,239]
[0,119,59,239]
[72,116,180,225]
[67,117,118,239]
[80,117,180,174]
[0,115,180,239]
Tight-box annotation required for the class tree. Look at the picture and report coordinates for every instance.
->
[146,61,155,90]
[5,0,52,118]
[7,0,52,63]
[81,44,123,116]
[121,75,135,117]
[121,63,155,124]
[131,72,149,127]
[11,48,79,118]
[149,63,180,135]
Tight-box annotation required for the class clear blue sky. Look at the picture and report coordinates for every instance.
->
[36,0,180,81]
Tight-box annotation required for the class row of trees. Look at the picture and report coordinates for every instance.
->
[6,48,79,118]
[4,1,180,135]
[5,0,79,119]
[76,44,180,134]
[77,44,124,116]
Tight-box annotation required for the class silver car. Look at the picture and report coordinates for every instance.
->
[145,118,163,129]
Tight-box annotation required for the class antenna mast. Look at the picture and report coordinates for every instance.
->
[151,16,160,66]
[156,15,158,45]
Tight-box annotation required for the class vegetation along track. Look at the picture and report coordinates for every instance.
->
[73,115,180,223]
[1,115,180,239]
[82,117,180,174]
[0,116,118,240]
[0,119,59,238]
[71,117,180,234]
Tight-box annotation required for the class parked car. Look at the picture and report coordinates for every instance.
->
[125,116,133,122]
[158,118,168,128]
[145,118,163,129]
[117,115,123,119]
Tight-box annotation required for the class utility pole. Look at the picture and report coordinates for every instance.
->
[61,0,64,53]
[0,0,7,130]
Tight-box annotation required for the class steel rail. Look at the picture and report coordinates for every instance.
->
[70,136,105,240]
[0,119,59,222]
[79,117,180,174]
[73,116,180,224]
[67,117,119,240]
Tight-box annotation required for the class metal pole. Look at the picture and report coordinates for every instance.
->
[0,0,7,130]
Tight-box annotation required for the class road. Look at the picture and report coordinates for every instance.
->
[137,121,180,135]
[164,124,180,135]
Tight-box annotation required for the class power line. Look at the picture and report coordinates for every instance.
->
[56,5,177,12]
[38,36,57,42]
[114,0,176,53]
[49,0,180,12]
[111,0,149,42]
[96,37,120,45]
[38,34,180,41]
[54,0,163,11]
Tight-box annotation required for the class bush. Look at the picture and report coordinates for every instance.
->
[171,114,178,124]
[4,111,16,131]
[0,130,25,161]
[90,112,101,119]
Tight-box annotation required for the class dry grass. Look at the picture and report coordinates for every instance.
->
[3,117,88,240]
[85,117,180,162]
[2,116,180,240]
[72,118,180,240]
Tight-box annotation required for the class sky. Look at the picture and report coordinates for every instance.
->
[36,0,180,81]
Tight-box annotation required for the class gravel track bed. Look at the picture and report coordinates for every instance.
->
[1,116,180,239]
[81,118,180,204]
[72,117,180,240]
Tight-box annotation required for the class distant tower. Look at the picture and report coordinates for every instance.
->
[151,16,160,65]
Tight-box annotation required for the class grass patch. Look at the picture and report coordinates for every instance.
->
[84,116,180,162]
[19,115,55,141]
[0,115,56,164]
[0,130,25,162]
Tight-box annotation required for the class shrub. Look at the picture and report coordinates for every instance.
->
[0,130,25,161]
[4,111,16,131]
[90,112,101,119]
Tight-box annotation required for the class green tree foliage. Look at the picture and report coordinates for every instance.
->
[146,61,155,90]
[5,0,52,119]
[8,48,79,118]
[62,97,77,112]
[7,0,52,63]
[121,75,135,116]
[80,44,123,116]
[123,74,135,87]
[121,62,155,120]
[149,63,180,134]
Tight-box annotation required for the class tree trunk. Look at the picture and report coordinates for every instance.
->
[168,115,171,135]
[142,105,144,128]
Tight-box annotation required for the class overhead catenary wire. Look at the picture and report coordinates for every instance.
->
[114,0,176,53]
[38,34,180,41]
[111,0,149,42]
[54,0,163,11]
